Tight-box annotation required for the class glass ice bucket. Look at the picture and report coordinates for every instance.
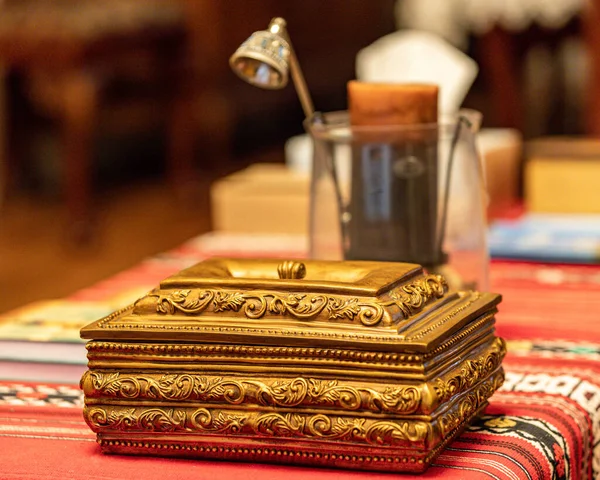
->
[308,109,488,290]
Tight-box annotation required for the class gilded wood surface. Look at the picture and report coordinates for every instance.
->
[91,293,496,351]
[83,369,501,447]
[83,373,422,414]
[83,336,504,416]
[79,258,504,473]
[404,292,481,340]
[86,342,425,365]
[438,370,504,436]
[95,438,439,473]
[434,337,506,405]
[86,307,495,369]
[86,406,431,446]
[92,403,484,473]
[150,274,447,327]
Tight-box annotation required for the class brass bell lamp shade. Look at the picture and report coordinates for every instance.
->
[229,17,315,120]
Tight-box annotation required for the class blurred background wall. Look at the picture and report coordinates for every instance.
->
[1,0,595,199]
[0,0,597,311]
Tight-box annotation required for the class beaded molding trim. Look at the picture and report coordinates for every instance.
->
[87,311,496,368]
[98,439,428,468]
[95,403,482,472]
[87,342,423,365]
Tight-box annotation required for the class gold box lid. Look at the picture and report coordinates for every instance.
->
[81,258,500,354]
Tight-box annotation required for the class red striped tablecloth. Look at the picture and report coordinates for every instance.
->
[2,233,600,479]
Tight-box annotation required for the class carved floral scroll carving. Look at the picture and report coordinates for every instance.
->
[86,406,430,446]
[84,373,422,414]
[433,337,506,404]
[152,274,447,327]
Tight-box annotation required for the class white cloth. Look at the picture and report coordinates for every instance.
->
[356,30,479,114]
[397,0,584,48]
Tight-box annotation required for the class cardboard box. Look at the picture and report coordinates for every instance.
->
[526,138,600,213]
[478,129,522,217]
[210,164,310,235]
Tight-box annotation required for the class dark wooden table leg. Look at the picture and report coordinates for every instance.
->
[3,68,27,199]
[478,27,524,131]
[0,66,7,204]
[165,32,199,205]
[167,79,197,200]
[61,70,98,242]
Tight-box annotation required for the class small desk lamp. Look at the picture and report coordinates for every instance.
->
[229,17,315,120]
[229,17,347,253]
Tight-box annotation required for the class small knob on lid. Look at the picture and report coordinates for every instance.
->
[277,261,306,279]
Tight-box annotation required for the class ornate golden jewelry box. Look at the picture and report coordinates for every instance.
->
[80,258,505,473]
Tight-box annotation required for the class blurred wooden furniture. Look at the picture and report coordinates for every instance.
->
[474,4,600,136]
[0,0,397,238]
[476,21,581,134]
[398,0,598,135]
[0,0,192,236]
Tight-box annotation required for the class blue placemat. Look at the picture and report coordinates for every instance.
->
[489,213,600,263]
